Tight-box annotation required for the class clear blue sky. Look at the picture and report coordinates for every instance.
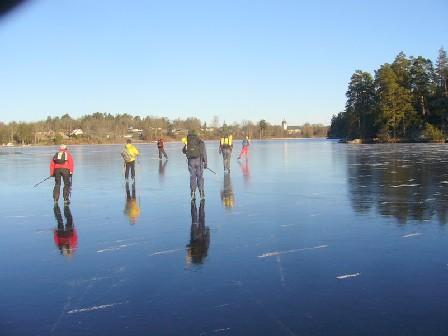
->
[1,0,447,126]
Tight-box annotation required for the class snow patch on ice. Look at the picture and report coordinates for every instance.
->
[402,233,422,238]
[67,302,125,314]
[371,162,389,166]
[336,273,360,280]
[97,244,132,253]
[258,245,328,258]
[213,328,231,333]
[390,184,420,188]
[150,248,183,256]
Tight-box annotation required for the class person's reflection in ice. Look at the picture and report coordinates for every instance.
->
[220,173,235,209]
[186,200,210,264]
[158,159,168,183]
[124,181,140,225]
[238,158,250,186]
[53,204,78,257]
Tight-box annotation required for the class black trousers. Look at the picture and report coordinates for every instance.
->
[158,148,168,159]
[125,161,135,179]
[53,168,71,201]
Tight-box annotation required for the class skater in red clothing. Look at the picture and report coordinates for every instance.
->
[237,136,250,160]
[50,144,74,205]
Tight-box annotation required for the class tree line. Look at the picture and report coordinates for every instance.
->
[0,113,328,145]
[328,47,448,142]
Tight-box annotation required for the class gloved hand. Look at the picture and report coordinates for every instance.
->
[203,163,207,169]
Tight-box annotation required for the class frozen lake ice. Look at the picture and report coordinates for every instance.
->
[1,139,448,335]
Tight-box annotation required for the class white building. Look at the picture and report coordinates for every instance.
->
[70,129,84,136]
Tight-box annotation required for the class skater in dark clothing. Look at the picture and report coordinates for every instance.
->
[50,144,74,205]
[182,130,207,201]
[157,138,168,160]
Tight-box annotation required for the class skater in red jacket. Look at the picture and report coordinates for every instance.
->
[50,144,74,205]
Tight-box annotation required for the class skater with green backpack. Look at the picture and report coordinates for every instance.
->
[182,130,207,201]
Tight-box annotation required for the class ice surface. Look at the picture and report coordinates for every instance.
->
[1,140,448,335]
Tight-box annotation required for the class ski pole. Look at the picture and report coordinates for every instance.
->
[206,167,216,175]
[33,176,52,188]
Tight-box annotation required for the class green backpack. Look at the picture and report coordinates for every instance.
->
[121,148,133,162]
[186,134,201,159]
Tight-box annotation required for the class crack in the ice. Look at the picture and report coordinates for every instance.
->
[50,295,72,334]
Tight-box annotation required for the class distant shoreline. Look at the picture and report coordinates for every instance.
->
[1,137,330,149]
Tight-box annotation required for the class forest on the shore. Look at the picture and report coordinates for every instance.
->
[0,114,328,145]
[328,47,448,142]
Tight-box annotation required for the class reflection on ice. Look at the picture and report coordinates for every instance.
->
[220,174,235,209]
[186,199,210,264]
[124,181,140,225]
[158,159,167,183]
[238,158,250,186]
[53,204,77,257]
[347,144,448,224]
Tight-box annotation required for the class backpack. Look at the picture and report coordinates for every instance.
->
[53,151,67,164]
[186,134,201,159]
[121,148,133,163]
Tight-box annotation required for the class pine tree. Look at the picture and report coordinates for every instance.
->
[436,47,448,96]
[375,64,414,139]
[409,56,436,117]
[345,70,376,139]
